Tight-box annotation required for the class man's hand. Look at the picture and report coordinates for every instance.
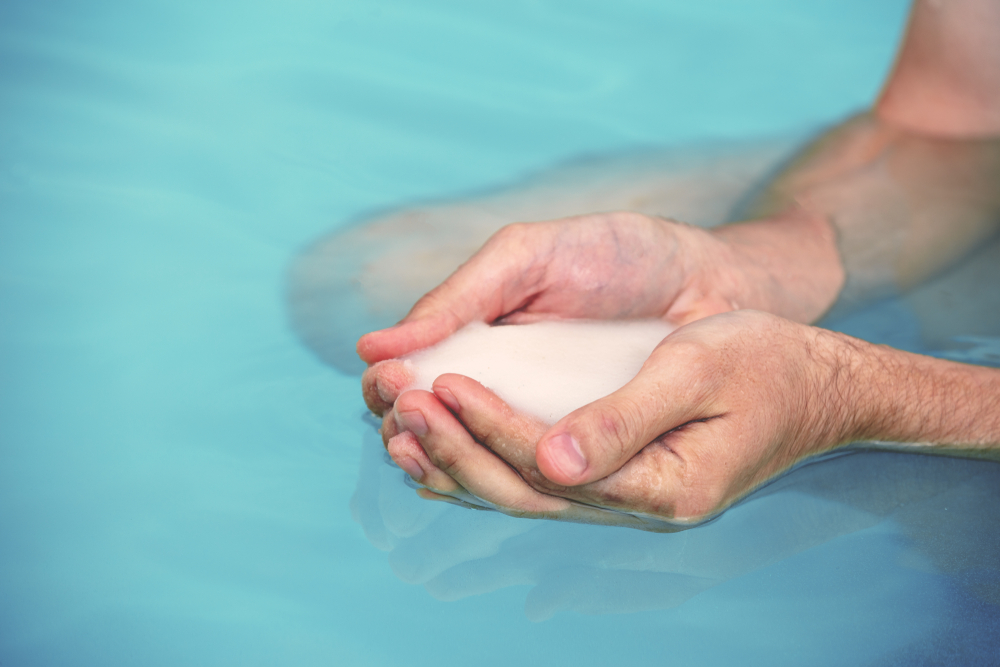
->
[357,211,733,367]
[382,311,865,524]
[359,209,843,415]
[384,309,1000,526]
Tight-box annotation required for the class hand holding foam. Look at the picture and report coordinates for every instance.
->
[378,311,888,526]
[356,211,774,371]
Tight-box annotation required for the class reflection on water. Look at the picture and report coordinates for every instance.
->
[287,139,1000,661]
[352,422,1000,652]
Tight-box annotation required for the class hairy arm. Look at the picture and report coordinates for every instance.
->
[850,342,1000,458]
[386,311,1000,527]
[369,0,1000,522]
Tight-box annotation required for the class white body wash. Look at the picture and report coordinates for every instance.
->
[403,319,675,424]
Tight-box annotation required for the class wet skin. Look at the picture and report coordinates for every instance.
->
[367,311,874,526]
[358,0,1000,527]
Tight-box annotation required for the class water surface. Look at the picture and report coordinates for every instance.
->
[4,1,999,665]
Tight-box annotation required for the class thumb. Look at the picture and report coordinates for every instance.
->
[356,225,549,364]
[535,342,712,486]
[356,291,472,365]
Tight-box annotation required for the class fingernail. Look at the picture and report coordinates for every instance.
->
[395,410,428,437]
[545,433,587,480]
[396,455,425,482]
[435,386,460,413]
[376,376,393,405]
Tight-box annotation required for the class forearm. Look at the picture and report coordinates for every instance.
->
[708,206,843,324]
[714,112,1000,319]
[720,0,1000,318]
[839,338,1000,456]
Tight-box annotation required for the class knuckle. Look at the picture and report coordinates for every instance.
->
[593,400,644,458]
[428,443,463,480]
[491,222,531,246]
[653,339,721,403]
[663,337,713,366]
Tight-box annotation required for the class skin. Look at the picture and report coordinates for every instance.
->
[357,0,1000,527]
[382,311,861,524]
[369,311,1000,525]
[356,207,844,364]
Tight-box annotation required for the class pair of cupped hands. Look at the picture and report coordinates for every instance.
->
[359,210,865,528]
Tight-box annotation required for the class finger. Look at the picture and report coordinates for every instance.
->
[430,374,698,528]
[356,224,553,364]
[362,359,416,415]
[384,406,498,504]
[430,373,547,471]
[380,409,399,444]
[402,384,670,528]
[393,389,572,516]
[356,306,471,366]
[535,336,719,486]
[385,431,461,494]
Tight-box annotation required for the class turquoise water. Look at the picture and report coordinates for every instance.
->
[3,1,999,665]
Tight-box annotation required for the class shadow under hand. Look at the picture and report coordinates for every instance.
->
[351,424,1000,623]
[293,133,1000,655]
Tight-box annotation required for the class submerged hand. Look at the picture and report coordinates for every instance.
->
[358,212,734,375]
[359,209,843,415]
[384,311,868,524]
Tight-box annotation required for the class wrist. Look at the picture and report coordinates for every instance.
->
[710,206,845,323]
[788,327,873,459]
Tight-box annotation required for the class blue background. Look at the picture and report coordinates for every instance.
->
[9,1,998,666]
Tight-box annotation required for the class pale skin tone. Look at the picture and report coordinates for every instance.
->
[358,0,1000,527]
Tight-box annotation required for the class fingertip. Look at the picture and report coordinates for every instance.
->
[395,408,428,437]
[395,454,426,482]
[431,373,485,413]
[355,329,385,364]
[536,431,589,486]
[356,335,370,361]
[362,369,385,415]
[387,431,428,481]
[392,387,432,414]
[363,360,416,415]
[434,385,460,413]
[387,430,460,493]
[357,317,458,364]
[386,430,422,460]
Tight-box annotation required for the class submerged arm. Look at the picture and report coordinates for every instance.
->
[730,0,1000,313]
[369,0,1000,524]
[386,310,1000,529]
[738,112,1000,312]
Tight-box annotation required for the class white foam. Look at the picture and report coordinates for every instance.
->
[403,319,675,424]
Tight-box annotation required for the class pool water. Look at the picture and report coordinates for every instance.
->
[2,1,999,665]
